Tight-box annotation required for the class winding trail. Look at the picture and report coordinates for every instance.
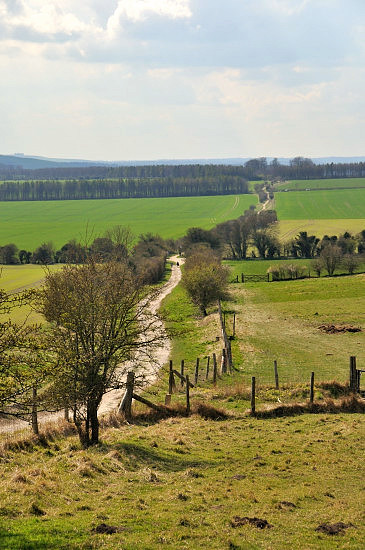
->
[98,255,183,415]
[0,257,183,434]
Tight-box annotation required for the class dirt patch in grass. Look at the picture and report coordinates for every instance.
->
[318,324,362,334]
[91,523,126,535]
[231,516,273,529]
[315,522,354,535]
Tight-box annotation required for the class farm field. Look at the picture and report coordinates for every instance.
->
[0,194,256,250]
[278,219,365,241]
[276,177,365,191]
[0,264,62,324]
[274,188,365,220]
[274,188,365,240]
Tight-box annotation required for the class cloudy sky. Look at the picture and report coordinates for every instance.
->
[0,0,364,160]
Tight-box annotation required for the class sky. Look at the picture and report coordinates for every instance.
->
[0,0,364,161]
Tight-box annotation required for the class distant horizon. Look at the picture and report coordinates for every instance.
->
[2,152,365,166]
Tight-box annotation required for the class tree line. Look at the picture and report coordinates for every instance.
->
[0,176,249,201]
[1,157,365,182]
[0,228,170,286]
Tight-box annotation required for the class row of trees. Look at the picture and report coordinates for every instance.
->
[177,207,365,261]
[268,246,361,280]
[0,176,249,201]
[1,158,365,182]
[0,228,169,286]
[286,230,365,259]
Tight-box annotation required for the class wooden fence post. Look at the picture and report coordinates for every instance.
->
[169,360,176,394]
[213,353,217,386]
[251,377,256,415]
[194,358,200,385]
[274,360,279,390]
[186,375,190,415]
[241,273,244,283]
[236,275,239,283]
[233,313,236,338]
[119,371,135,421]
[310,372,315,403]
[31,385,39,435]
[349,356,357,393]
[180,360,185,388]
[206,356,210,380]
[221,349,227,374]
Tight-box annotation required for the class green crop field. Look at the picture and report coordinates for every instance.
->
[0,265,61,294]
[276,177,365,191]
[275,188,365,240]
[275,188,365,220]
[0,194,256,250]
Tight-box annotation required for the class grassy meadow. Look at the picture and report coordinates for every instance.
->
[0,268,364,549]
[0,194,256,250]
[274,188,365,240]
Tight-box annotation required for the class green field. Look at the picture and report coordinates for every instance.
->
[276,177,365,191]
[0,265,61,293]
[275,189,365,220]
[0,194,256,250]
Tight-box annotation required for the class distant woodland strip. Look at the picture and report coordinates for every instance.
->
[1,159,365,182]
[0,176,249,201]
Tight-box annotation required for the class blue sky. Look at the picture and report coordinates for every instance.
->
[0,0,364,160]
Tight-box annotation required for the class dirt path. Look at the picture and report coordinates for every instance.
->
[98,255,183,415]
[0,257,183,434]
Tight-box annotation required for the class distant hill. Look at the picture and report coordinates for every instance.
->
[0,155,110,170]
[1,154,365,170]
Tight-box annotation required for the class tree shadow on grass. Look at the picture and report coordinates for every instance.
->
[108,441,214,473]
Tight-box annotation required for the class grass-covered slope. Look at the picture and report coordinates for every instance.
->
[0,412,363,549]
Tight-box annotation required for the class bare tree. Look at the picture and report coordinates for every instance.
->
[320,245,343,276]
[37,261,161,447]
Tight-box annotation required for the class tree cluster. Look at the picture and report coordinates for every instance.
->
[181,207,279,260]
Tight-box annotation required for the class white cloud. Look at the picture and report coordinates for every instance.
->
[107,0,191,37]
